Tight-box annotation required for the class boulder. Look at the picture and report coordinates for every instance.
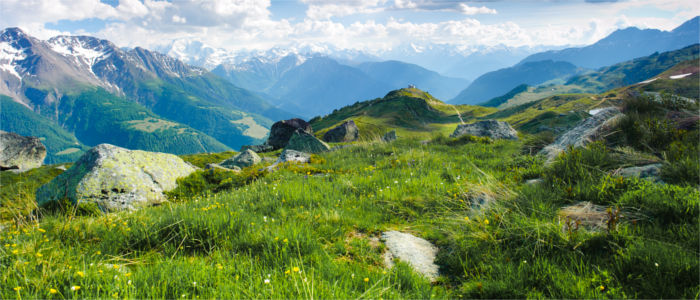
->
[0,131,47,171]
[323,120,359,143]
[382,130,397,142]
[240,144,274,153]
[36,144,196,212]
[450,120,518,140]
[220,149,261,169]
[285,130,330,153]
[382,231,439,281]
[205,163,240,172]
[266,118,313,149]
[615,163,663,182]
[539,107,622,160]
[277,149,311,164]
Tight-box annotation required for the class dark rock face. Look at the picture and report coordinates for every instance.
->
[450,120,518,140]
[285,130,330,153]
[0,131,47,171]
[240,144,274,153]
[266,118,313,149]
[323,120,359,143]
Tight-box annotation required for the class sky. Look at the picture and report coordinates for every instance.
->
[1,0,698,54]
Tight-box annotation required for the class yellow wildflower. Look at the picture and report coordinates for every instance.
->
[49,288,58,294]
[13,287,21,291]
[283,238,288,243]
[76,271,85,277]
[37,228,46,233]
[484,219,489,225]
[11,249,18,254]
[71,286,80,291]
[292,267,300,273]
[364,278,369,282]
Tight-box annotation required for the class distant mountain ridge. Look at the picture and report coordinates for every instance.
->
[0,28,294,161]
[519,16,699,69]
[450,60,581,105]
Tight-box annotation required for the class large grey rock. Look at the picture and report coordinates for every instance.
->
[285,130,330,154]
[266,118,313,150]
[450,120,518,140]
[382,231,439,281]
[382,130,397,142]
[540,107,621,160]
[220,149,261,169]
[323,120,359,143]
[36,144,196,212]
[615,164,663,182]
[0,131,47,171]
[277,149,311,164]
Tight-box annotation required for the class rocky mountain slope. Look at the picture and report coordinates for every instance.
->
[0,28,294,159]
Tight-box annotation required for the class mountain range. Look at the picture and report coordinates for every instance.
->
[0,28,293,162]
[450,16,699,105]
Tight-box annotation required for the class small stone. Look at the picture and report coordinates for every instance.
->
[382,130,397,142]
[382,231,439,281]
[220,149,261,169]
[450,120,518,140]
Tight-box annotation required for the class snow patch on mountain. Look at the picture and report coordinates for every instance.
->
[0,41,26,79]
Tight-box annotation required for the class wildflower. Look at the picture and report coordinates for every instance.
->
[71,286,80,291]
[49,288,58,294]
[76,271,85,277]
[394,180,398,184]
[192,282,197,287]
[464,216,469,221]
[364,278,369,282]
[11,249,18,254]
[38,228,46,233]
[483,219,489,225]
[284,270,290,275]
[599,285,605,291]
[125,272,132,277]
[523,260,527,264]
[292,267,300,273]
[264,279,270,284]
[127,280,132,285]
[13,287,21,291]
[654,263,659,267]
[36,253,43,257]
[216,264,223,270]
[283,238,288,243]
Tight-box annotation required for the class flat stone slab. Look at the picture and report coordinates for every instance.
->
[382,231,439,281]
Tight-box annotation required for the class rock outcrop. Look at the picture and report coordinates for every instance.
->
[0,131,47,171]
[382,231,439,281]
[539,107,622,160]
[450,120,518,140]
[277,149,311,164]
[220,149,261,169]
[615,163,663,182]
[240,144,274,153]
[36,144,195,212]
[323,120,359,143]
[382,130,397,142]
[285,130,330,153]
[267,118,313,150]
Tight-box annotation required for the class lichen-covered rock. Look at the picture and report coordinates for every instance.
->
[220,149,261,169]
[36,144,195,212]
[277,149,311,164]
[450,120,518,140]
[382,130,397,142]
[285,130,330,153]
[205,163,240,172]
[267,118,313,150]
[0,131,47,171]
[615,164,663,182]
[323,120,359,143]
[382,231,439,281]
[539,107,621,161]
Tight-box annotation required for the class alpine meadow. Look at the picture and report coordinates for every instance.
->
[0,1,699,299]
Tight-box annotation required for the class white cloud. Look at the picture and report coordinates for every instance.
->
[457,3,497,15]
[392,0,497,15]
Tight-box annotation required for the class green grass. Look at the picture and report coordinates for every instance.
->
[1,87,698,298]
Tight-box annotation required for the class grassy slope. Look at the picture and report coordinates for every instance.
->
[0,96,88,163]
[310,88,496,140]
[1,86,697,298]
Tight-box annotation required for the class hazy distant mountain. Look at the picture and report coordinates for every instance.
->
[269,57,391,118]
[211,53,310,93]
[450,60,580,105]
[0,28,294,159]
[356,60,469,100]
[519,16,699,69]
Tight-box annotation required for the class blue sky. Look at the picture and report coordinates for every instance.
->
[2,0,698,53]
